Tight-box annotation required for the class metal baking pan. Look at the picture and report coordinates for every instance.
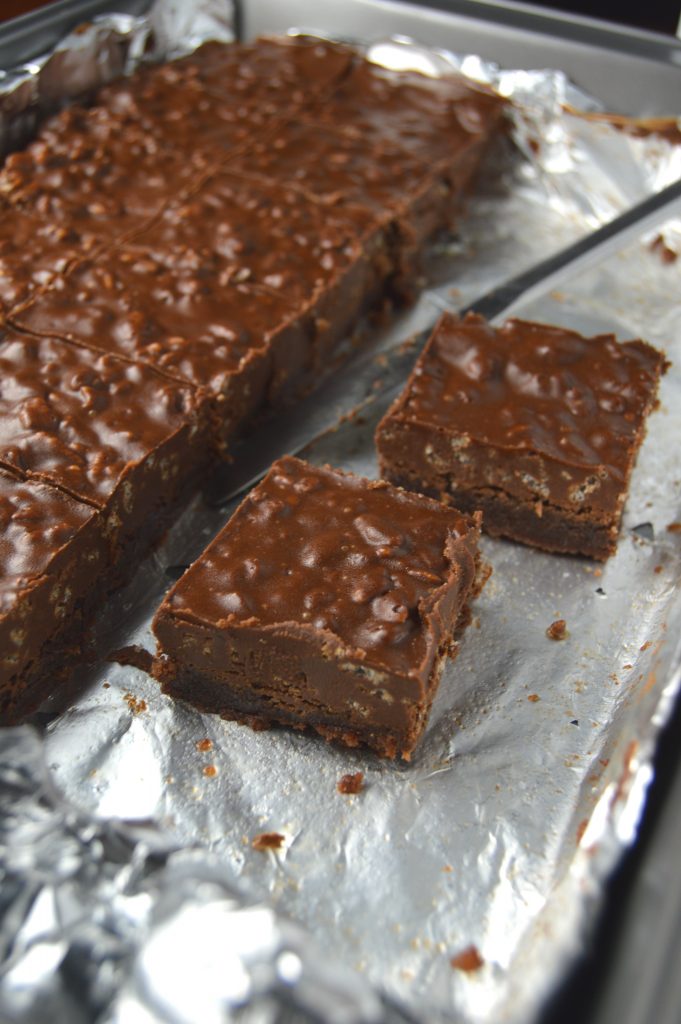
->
[0,3,680,1024]
[3,0,681,113]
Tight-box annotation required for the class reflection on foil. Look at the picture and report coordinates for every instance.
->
[0,728,385,1024]
[1,1,681,1023]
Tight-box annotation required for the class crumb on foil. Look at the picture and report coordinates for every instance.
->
[337,771,364,795]
[252,831,285,851]
[450,945,484,972]
[546,619,568,641]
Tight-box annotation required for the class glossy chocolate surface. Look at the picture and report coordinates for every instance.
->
[0,467,94,615]
[225,120,434,212]
[397,314,666,477]
[121,171,378,305]
[92,38,352,163]
[163,455,479,675]
[0,204,85,315]
[158,36,355,104]
[0,107,203,243]
[309,61,505,163]
[0,329,200,507]
[14,256,302,393]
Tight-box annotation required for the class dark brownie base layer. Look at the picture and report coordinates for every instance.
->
[384,473,620,561]
[154,640,458,760]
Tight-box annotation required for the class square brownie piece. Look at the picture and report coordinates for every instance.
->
[375,313,669,560]
[0,105,206,248]
[0,329,210,564]
[153,456,486,759]
[11,254,307,449]
[117,171,392,368]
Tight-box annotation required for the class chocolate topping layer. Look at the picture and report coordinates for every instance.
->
[225,120,435,212]
[398,315,666,477]
[0,330,201,508]
[309,61,505,162]
[0,204,86,315]
[152,36,355,104]
[13,256,303,394]
[120,171,382,306]
[164,455,479,675]
[0,107,203,244]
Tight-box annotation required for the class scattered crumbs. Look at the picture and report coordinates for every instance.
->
[451,945,484,972]
[609,673,620,686]
[649,233,678,264]
[570,719,579,726]
[202,764,218,778]
[640,640,652,652]
[123,692,147,715]
[165,774,174,785]
[252,831,285,852]
[667,522,681,534]
[546,619,568,641]
[599,758,610,768]
[337,771,364,795]
[102,682,110,689]
[654,564,663,574]
[107,644,153,673]
[576,820,588,844]
[442,864,453,873]
[623,664,633,671]
[196,738,213,753]
[593,568,603,578]
[495,783,501,792]
[527,694,540,703]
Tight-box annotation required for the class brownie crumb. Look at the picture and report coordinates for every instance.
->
[546,619,568,641]
[108,644,153,673]
[640,640,652,652]
[337,771,365,795]
[196,738,213,752]
[667,522,681,534]
[123,692,147,715]
[649,233,678,264]
[202,764,217,778]
[252,831,285,851]
[451,945,484,972]
[527,693,540,703]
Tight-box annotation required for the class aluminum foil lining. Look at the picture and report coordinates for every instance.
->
[1,2,681,1023]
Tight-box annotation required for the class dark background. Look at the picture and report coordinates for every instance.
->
[1,0,680,33]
